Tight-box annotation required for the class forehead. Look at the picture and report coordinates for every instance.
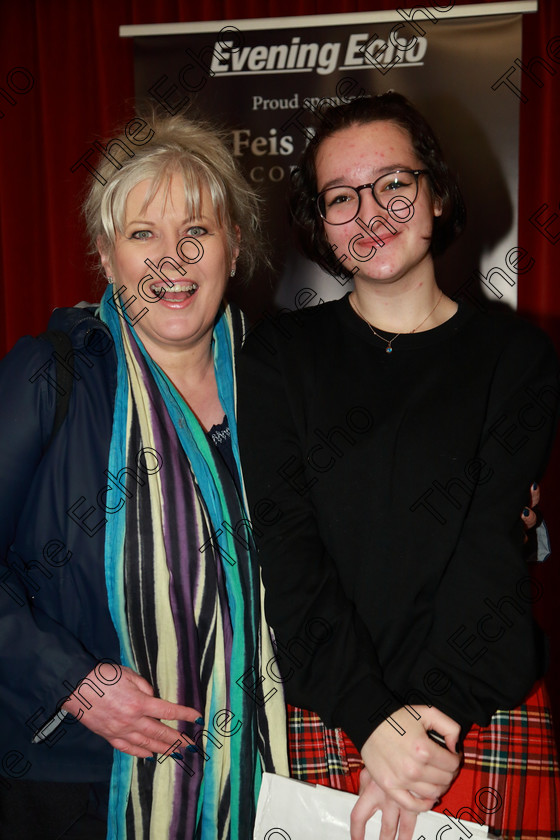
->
[315,120,416,181]
[123,173,214,221]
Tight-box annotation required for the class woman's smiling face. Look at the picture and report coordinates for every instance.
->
[100,172,237,356]
[315,119,441,289]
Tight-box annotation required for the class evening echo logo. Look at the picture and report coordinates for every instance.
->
[210,33,428,76]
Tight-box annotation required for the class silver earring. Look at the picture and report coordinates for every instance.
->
[106,276,113,284]
[230,268,236,278]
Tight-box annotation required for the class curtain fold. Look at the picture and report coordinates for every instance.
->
[1,0,557,351]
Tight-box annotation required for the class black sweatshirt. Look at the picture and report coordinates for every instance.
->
[237,295,559,751]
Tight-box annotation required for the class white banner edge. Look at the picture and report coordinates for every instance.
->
[119,2,538,38]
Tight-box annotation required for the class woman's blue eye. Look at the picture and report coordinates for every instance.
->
[131,230,152,240]
[187,226,207,237]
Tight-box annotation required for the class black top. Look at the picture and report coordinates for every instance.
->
[237,295,559,751]
[207,414,238,485]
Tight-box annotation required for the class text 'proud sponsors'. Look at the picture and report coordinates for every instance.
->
[216,27,427,186]
[146,7,457,191]
[221,23,428,183]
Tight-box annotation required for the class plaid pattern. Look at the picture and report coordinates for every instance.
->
[288,680,560,838]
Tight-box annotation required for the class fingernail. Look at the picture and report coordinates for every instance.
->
[195,717,204,725]
[171,752,183,759]
[532,482,538,490]
[187,744,198,753]
[523,507,530,516]
[145,756,156,762]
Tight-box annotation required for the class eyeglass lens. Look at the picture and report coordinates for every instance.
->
[318,170,420,224]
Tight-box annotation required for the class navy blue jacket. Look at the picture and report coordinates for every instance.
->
[0,306,121,784]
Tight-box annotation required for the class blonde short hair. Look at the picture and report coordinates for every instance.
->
[84,112,263,278]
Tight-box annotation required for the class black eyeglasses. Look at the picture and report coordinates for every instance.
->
[316,169,429,225]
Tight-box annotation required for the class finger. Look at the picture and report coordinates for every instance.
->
[420,707,461,742]
[122,666,155,696]
[427,727,460,760]
[440,733,461,759]
[406,781,445,801]
[110,737,154,759]
[143,696,203,723]
[521,507,537,529]
[386,788,434,815]
[418,725,461,769]
[350,788,381,840]
[406,738,460,777]
[530,483,540,506]
[416,738,461,775]
[395,809,419,840]
[358,767,371,795]
[378,801,401,840]
[396,757,456,792]
[134,719,197,753]
[127,732,190,757]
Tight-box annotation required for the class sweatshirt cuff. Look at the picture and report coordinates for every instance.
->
[334,681,404,752]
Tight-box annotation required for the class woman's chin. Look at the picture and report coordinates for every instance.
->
[356,266,404,285]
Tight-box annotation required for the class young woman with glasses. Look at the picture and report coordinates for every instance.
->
[238,93,560,840]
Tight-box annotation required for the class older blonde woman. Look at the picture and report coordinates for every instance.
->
[0,115,287,840]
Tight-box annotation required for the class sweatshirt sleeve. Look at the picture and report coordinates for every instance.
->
[237,317,403,750]
[0,336,98,737]
[401,323,558,733]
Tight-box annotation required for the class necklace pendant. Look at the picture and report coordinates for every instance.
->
[386,346,393,354]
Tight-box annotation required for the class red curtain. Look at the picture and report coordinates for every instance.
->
[1,0,558,347]
[1,0,559,721]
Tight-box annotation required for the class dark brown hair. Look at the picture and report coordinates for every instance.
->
[289,92,466,278]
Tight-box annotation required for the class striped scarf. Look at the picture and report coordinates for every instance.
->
[99,287,288,839]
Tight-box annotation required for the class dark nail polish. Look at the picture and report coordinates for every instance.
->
[187,744,198,753]
[195,716,204,725]
[145,756,156,762]
[171,752,183,759]
[523,508,530,516]
[532,482,538,490]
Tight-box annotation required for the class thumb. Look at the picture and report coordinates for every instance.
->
[122,666,155,696]
[358,767,371,795]
[423,706,461,753]
[442,729,460,755]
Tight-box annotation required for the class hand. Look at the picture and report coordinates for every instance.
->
[62,664,202,758]
[521,483,540,532]
[350,768,418,840]
[360,705,461,814]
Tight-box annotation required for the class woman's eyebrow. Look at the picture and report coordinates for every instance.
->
[319,164,415,191]
[124,219,156,227]
[124,215,211,227]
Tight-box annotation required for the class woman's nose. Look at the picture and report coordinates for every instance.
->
[357,187,388,226]
[143,233,188,285]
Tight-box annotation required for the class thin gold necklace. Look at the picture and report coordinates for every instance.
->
[351,290,444,354]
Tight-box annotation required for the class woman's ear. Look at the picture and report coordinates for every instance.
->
[97,235,114,281]
[433,196,443,218]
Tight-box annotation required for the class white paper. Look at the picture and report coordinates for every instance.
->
[254,773,489,840]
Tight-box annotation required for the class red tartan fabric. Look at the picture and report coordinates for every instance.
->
[287,681,560,839]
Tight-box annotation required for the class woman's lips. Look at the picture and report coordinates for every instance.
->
[355,232,398,250]
[149,281,199,307]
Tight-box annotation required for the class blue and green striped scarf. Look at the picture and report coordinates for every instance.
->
[99,286,287,839]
